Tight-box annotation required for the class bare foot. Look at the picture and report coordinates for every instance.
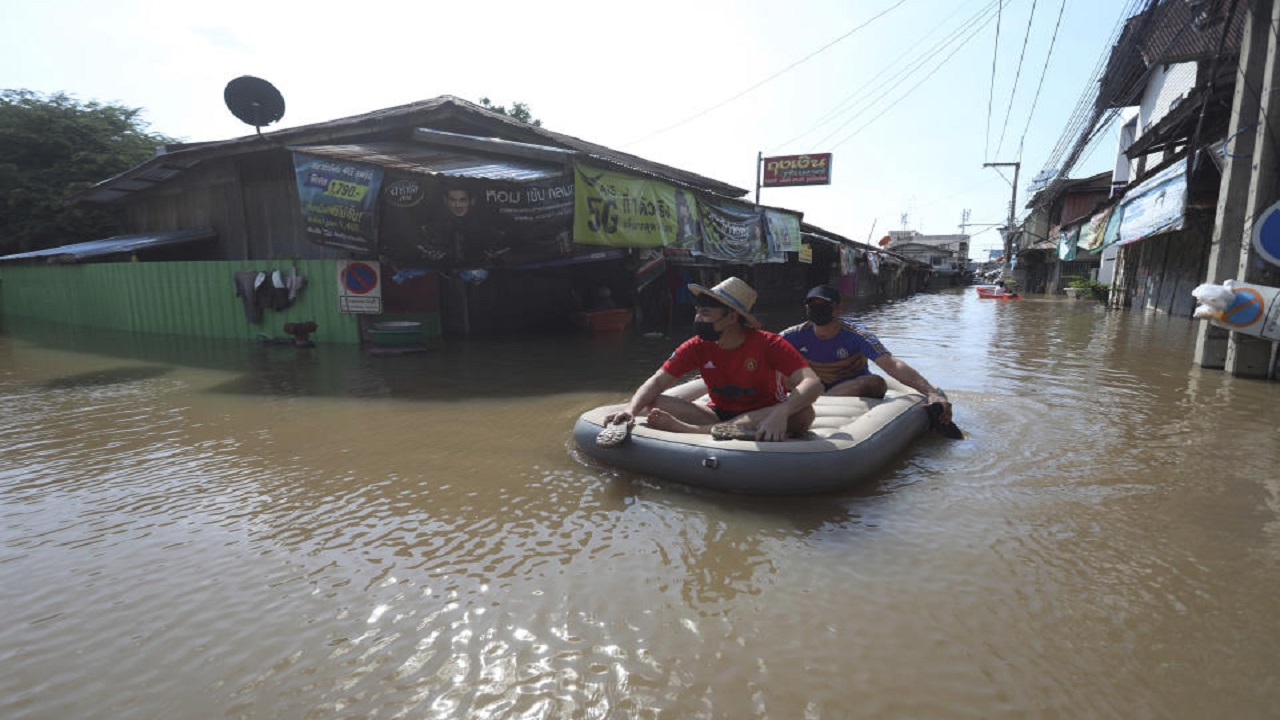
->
[645,408,705,434]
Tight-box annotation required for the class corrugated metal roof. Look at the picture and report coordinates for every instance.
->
[291,142,565,182]
[1098,0,1244,109]
[74,96,748,204]
[0,229,216,263]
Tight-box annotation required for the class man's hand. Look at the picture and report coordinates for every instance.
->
[754,407,790,442]
[926,392,952,424]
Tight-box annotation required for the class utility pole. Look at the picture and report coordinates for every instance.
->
[984,161,1021,273]
[1195,0,1270,371]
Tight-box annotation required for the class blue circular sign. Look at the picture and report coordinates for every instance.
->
[1252,201,1280,267]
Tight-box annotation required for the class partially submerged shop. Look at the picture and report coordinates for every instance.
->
[1016,157,1212,317]
[294,137,805,338]
[0,96,916,344]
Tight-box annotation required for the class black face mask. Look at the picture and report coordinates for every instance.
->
[806,304,835,326]
[694,320,723,342]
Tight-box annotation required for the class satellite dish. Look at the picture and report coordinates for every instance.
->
[224,76,285,136]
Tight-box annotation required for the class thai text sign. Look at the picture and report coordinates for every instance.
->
[573,164,681,248]
[761,153,832,187]
[293,152,385,253]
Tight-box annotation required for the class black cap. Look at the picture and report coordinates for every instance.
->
[805,285,840,304]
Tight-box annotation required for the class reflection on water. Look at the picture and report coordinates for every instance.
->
[2,291,1279,719]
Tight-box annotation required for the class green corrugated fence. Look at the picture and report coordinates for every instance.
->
[0,260,437,344]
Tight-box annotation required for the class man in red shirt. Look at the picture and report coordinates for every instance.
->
[601,277,822,443]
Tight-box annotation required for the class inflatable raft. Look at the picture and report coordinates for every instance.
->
[572,378,929,494]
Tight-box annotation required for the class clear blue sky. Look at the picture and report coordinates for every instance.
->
[2,0,1131,259]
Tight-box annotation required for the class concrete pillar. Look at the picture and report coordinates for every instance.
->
[1196,0,1269,368]
[1226,0,1280,377]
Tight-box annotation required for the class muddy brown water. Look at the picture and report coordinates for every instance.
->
[2,290,1278,719]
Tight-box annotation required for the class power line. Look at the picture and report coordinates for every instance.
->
[621,0,908,149]
[827,6,1002,151]
[1016,0,1067,160]
[771,0,999,152]
[994,0,1040,157]
[985,0,1006,161]
[1035,0,1149,185]
[804,1,1002,150]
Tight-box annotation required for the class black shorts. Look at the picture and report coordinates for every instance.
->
[710,406,742,422]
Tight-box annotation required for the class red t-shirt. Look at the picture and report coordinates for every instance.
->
[661,329,808,414]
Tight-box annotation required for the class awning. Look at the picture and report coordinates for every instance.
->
[0,229,216,263]
[290,141,565,182]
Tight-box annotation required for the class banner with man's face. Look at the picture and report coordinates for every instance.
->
[377,173,573,267]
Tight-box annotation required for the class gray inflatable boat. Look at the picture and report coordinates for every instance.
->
[572,378,929,495]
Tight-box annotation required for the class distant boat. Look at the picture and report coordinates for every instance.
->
[976,285,1019,299]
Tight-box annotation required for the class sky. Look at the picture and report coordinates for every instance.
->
[2,0,1136,260]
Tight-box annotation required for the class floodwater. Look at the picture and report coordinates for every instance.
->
[2,290,1279,719]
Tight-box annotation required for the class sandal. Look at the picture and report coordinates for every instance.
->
[711,423,757,441]
[595,420,632,448]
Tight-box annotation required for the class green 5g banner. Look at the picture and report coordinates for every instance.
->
[573,164,681,248]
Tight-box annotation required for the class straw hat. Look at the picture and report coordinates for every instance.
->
[688,277,760,327]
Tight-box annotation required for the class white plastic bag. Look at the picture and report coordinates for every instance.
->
[1191,280,1236,319]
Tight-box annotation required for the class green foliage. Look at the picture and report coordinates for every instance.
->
[1062,274,1110,301]
[0,89,175,254]
[477,97,542,127]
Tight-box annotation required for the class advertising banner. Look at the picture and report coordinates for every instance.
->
[1057,226,1080,261]
[698,197,769,264]
[1115,158,1186,245]
[799,241,813,264]
[378,173,572,268]
[573,164,681,248]
[293,153,385,253]
[765,208,802,254]
[761,153,832,187]
[1079,207,1113,253]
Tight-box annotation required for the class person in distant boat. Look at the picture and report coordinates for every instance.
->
[600,277,822,443]
[780,285,954,426]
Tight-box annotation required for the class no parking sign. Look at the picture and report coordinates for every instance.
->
[337,260,382,314]
[1212,281,1280,341]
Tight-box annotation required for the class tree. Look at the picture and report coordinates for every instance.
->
[477,97,542,127]
[0,90,175,254]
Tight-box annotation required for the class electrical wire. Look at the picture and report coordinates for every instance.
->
[827,7,1002,151]
[985,0,1006,161]
[771,0,1000,152]
[1033,0,1149,191]
[1015,0,1066,160]
[800,1,1002,150]
[1188,0,1241,172]
[621,0,907,149]
[994,0,1040,157]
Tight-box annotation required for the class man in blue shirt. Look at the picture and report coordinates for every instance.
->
[780,285,954,427]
